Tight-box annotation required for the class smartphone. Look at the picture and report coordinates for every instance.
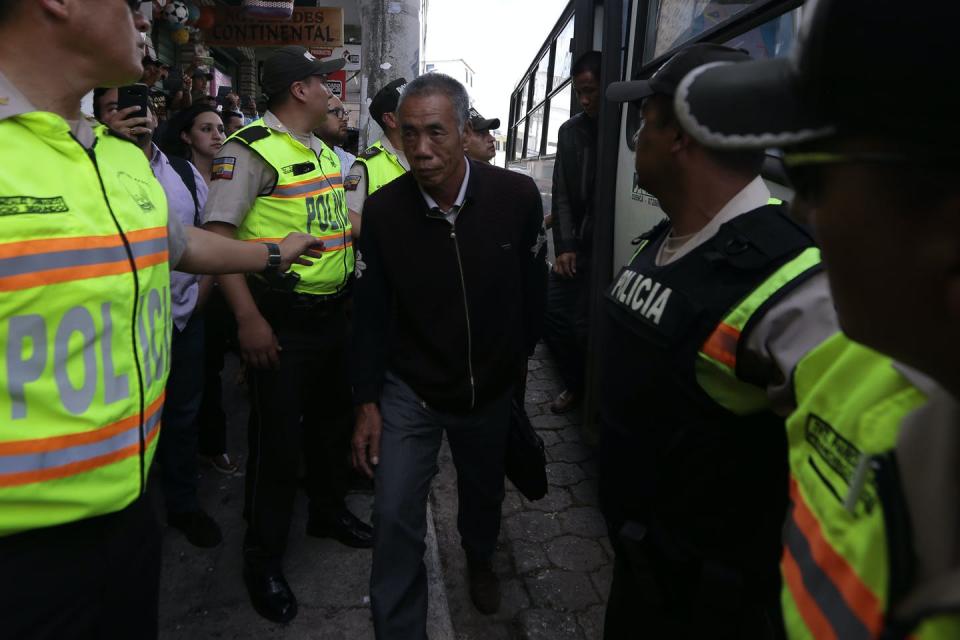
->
[117,84,150,119]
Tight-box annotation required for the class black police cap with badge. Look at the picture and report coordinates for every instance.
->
[368,77,407,128]
[260,45,346,97]
[467,107,500,132]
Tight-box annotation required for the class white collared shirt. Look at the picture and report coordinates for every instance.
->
[418,157,471,225]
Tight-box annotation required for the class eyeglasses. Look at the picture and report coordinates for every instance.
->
[782,150,956,203]
[328,108,351,119]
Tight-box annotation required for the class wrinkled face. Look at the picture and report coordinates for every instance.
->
[71,0,150,87]
[632,96,678,196]
[181,111,225,160]
[399,93,466,190]
[573,70,601,119]
[464,126,496,162]
[791,135,960,377]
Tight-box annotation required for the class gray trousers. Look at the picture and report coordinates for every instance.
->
[371,373,512,640]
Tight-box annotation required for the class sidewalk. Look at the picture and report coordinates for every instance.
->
[158,344,611,639]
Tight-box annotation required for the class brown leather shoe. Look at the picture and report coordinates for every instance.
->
[467,558,501,615]
[550,390,578,414]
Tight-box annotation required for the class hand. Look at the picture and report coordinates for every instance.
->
[277,233,324,271]
[237,311,280,369]
[183,74,193,90]
[351,403,383,479]
[107,106,151,141]
[555,251,577,278]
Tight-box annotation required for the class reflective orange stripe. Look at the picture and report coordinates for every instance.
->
[783,544,840,640]
[0,421,161,488]
[789,478,884,636]
[0,394,165,456]
[701,322,740,368]
[245,233,352,253]
[0,227,166,259]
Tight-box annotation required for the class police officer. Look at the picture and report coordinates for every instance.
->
[345,77,409,235]
[202,45,371,624]
[677,1,960,637]
[0,3,321,637]
[463,107,499,164]
[600,43,839,638]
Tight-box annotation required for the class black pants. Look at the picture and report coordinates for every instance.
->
[604,550,785,640]
[197,290,234,457]
[543,266,590,396]
[157,314,205,514]
[243,303,353,574]
[0,496,161,640]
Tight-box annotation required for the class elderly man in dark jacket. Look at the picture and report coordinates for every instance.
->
[350,73,547,639]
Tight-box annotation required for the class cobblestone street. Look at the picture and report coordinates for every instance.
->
[158,342,611,639]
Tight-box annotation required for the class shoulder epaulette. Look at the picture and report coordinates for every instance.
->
[232,125,271,145]
[358,145,383,160]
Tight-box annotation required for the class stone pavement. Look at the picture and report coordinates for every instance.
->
[432,342,612,640]
[158,343,612,639]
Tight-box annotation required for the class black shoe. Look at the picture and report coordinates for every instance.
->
[168,510,222,548]
[243,567,298,624]
[306,507,374,548]
[467,557,501,615]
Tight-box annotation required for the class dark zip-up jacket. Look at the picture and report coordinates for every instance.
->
[551,112,597,257]
[351,160,548,413]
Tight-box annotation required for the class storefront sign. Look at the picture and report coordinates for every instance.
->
[203,7,344,48]
[325,71,346,99]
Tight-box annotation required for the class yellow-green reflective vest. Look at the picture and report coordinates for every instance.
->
[229,124,353,297]
[783,334,960,639]
[354,140,406,195]
[0,114,171,536]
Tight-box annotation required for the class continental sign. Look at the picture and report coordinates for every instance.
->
[203,7,344,48]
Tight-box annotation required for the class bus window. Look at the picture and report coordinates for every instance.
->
[533,55,551,107]
[512,121,527,161]
[648,0,759,62]
[525,106,545,158]
[546,84,572,156]
[518,77,530,121]
[553,17,576,88]
[724,6,802,60]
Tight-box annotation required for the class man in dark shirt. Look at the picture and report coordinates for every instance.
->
[350,73,547,639]
[544,51,601,413]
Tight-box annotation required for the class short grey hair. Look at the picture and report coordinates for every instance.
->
[396,73,471,132]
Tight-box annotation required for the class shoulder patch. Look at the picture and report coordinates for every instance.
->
[358,145,383,160]
[212,156,237,181]
[344,174,362,191]
[233,125,271,145]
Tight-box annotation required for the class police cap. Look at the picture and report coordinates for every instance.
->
[606,43,750,103]
[468,107,500,132]
[369,77,407,127]
[674,0,960,149]
[261,46,346,97]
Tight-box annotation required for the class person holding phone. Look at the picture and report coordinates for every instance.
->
[0,2,324,637]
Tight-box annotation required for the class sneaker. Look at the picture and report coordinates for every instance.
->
[168,510,223,548]
[202,453,240,475]
[550,390,578,414]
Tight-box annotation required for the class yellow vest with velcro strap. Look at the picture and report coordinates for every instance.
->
[354,139,406,195]
[782,334,960,639]
[0,113,171,536]
[228,124,353,296]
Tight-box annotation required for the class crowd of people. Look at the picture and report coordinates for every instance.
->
[0,0,957,639]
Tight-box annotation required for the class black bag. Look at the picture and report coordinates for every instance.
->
[504,398,548,501]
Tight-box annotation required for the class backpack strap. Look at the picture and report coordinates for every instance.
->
[168,155,201,225]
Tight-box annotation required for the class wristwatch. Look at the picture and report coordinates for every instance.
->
[263,242,282,273]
